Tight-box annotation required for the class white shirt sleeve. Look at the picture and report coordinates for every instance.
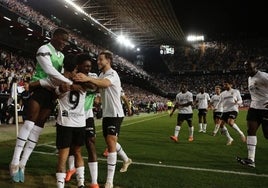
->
[236,90,243,105]
[39,78,51,88]
[36,45,72,86]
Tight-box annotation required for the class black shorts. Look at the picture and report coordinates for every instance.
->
[31,87,56,110]
[221,111,238,122]
[102,117,124,137]
[213,112,223,120]
[177,113,193,123]
[56,124,85,149]
[247,108,268,125]
[198,109,207,116]
[85,117,96,138]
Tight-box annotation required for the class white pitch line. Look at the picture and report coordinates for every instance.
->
[122,113,167,127]
[33,150,268,178]
[36,114,165,147]
[133,161,268,178]
[36,114,166,148]
[95,113,167,133]
[35,114,268,178]
[37,141,55,147]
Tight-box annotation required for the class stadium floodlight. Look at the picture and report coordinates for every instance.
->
[3,16,11,21]
[63,0,138,50]
[64,0,85,15]
[117,35,135,49]
[187,35,204,42]
[27,28,33,32]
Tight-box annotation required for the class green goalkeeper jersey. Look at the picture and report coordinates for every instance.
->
[85,92,95,111]
[31,43,64,81]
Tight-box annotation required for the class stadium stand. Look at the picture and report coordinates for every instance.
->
[1,0,268,123]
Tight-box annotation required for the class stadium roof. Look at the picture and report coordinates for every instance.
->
[73,0,185,48]
[55,0,186,49]
[24,0,267,51]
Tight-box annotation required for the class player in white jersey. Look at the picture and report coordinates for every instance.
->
[53,54,86,188]
[237,59,268,168]
[195,87,210,133]
[216,79,246,145]
[102,89,133,174]
[64,54,100,188]
[74,50,128,188]
[210,86,223,136]
[170,83,194,142]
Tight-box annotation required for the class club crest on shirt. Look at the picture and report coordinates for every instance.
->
[62,110,68,117]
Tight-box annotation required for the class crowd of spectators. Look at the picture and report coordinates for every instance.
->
[0,47,168,124]
[152,72,247,95]
[162,40,268,73]
[0,0,150,81]
[0,44,256,125]
[0,0,267,124]
[157,39,268,96]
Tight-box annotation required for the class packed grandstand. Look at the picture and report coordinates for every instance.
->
[0,0,267,124]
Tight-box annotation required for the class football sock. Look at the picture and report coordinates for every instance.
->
[213,124,220,134]
[76,166,85,187]
[221,126,232,140]
[203,124,207,132]
[231,123,244,136]
[20,126,43,167]
[11,120,35,165]
[199,123,203,131]
[88,162,98,184]
[106,152,117,184]
[174,126,180,137]
[68,155,75,170]
[116,143,128,162]
[56,172,66,188]
[188,126,194,137]
[247,136,257,162]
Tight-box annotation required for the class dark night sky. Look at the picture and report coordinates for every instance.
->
[170,0,267,40]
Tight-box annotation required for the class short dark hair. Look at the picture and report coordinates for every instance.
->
[63,54,77,72]
[180,82,188,88]
[223,78,232,84]
[76,53,92,65]
[52,28,68,37]
[248,56,255,62]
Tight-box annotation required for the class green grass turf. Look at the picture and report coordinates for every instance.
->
[1,110,268,188]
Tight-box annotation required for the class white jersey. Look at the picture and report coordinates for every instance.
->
[99,68,124,117]
[210,94,223,112]
[248,71,268,110]
[217,88,242,112]
[176,91,193,114]
[196,92,210,109]
[84,105,94,119]
[57,90,86,128]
